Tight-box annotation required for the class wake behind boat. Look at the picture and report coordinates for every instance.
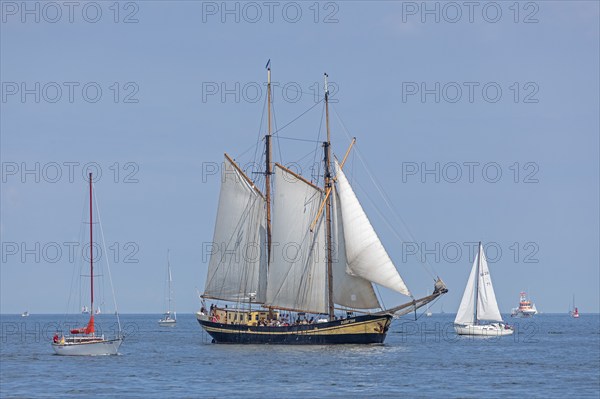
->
[51,173,123,356]
[196,65,447,344]
[454,242,513,336]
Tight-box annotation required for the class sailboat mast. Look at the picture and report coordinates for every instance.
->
[473,241,481,324]
[323,73,334,320]
[265,61,273,262]
[89,172,94,315]
[168,250,172,313]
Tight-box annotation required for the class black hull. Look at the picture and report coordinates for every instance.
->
[197,314,391,345]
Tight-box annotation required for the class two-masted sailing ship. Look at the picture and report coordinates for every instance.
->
[196,65,447,344]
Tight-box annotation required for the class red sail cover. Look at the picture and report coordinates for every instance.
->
[70,315,95,334]
[85,315,95,334]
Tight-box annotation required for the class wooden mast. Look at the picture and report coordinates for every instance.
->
[265,61,273,263]
[323,73,334,320]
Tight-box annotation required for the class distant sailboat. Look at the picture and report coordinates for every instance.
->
[159,251,176,326]
[21,311,29,317]
[570,295,580,318]
[51,173,123,356]
[81,305,90,314]
[454,242,513,336]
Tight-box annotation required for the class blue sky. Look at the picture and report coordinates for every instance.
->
[1,1,598,314]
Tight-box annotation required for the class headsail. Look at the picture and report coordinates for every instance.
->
[454,253,478,325]
[204,155,268,303]
[265,164,328,314]
[476,245,503,322]
[334,161,411,297]
[331,187,381,309]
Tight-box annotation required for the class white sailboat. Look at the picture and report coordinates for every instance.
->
[159,251,176,326]
[52,172,123,355]
[454,242,513,336]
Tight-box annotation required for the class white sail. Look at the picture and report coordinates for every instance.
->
[265,165,328,314]
[454,252,478,325]
[476,246,503,322]
[454,244,504,325]
[334,162,411,297]
[332,187,381,309]
[204,155,267,303]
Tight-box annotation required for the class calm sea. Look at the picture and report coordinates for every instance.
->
[1,313,598,398]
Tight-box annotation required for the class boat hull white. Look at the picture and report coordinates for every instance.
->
[454,323,513,336]
[51,337,122,356]
[158,319,176,326]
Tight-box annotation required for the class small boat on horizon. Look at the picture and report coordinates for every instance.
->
[159,251,177,326]
[570,295,580,318]
[511,291,538,318]
[21,311,29,317]
[454,242,513,336]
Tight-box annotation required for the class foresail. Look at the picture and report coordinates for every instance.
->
[204,155,267,303]
[265,165,328,314]
[476,245,503,322]
[334,161,411,297]
[455,253,477,325]
[332,187,381,309]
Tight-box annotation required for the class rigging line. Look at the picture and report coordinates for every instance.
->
[67,190,88,324]
[274,86,326,99]
[267,190,323,305]
[205,181,262,292]
[313,102,325,186]
[274,136,322,143]
[351,170,436,282]
[374,283,386,312]
[271,98,323,136]
[235,141,260,162]
[252,92,268,167]
[270,97,284,163]
[93,183,121,334]
[331,106,438,281]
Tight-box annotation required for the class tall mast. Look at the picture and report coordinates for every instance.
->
[167,250,172,313]
[89,172,94,315]
[473,241,481,325]
[265,60,273,263]
[323,73,334,320]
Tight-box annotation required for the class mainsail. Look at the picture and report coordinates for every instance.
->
[334,162,411,297]
[454,243,503,325]
[204,155,268,303]
[265,164,328,314]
